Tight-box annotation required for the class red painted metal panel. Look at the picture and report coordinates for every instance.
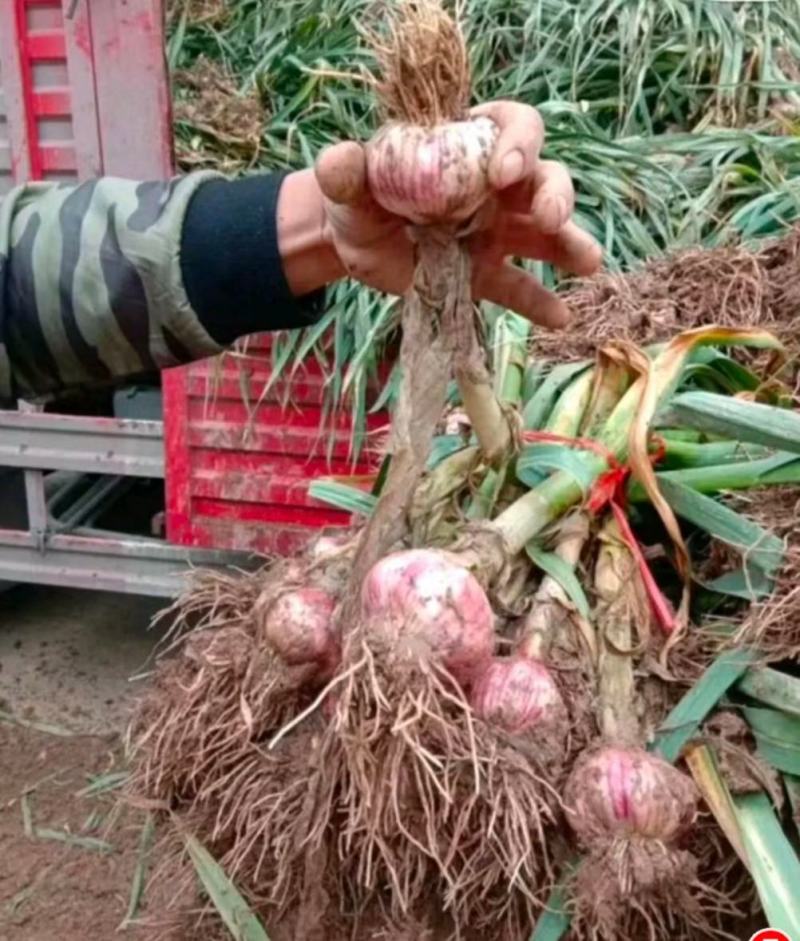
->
[162,365,193,546]
[190,449,374,481]
[184,368,331,407]
[192,498,352,529]
[190,471,357,511]
[186,424,379,462]
[0,1,39,180]
[178,519,321,557]
[1,0,77,183]
[185,398,386,435]
[61,0,101,178]
[87,0,173,179]
[0,1,168,185]
[38,142,76,171]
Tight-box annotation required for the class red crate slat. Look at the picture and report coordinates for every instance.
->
[192,496,351,529]
[184,369,388,407]
[178,518,326,556]
[38,142,76,171]
[185,369,330,407]
[26,29,66,60]
[203,351,329,379]
[163,365,193,546]
[32,88,70,116]
[185,396,388,433]
[186,425,377,462]
[188,447,375,479]
[190,470,369,510]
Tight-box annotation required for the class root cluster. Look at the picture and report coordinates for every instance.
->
[568,837,741,941]
[729,487,800,660]
[130,580,567,939]
[366,0,471,124]
[327,633,563,936]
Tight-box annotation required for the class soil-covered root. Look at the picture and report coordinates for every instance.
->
[323,632,564,938]
[132,829,232,941]
[151,563,278,648]
[128,558,339,805]
[654,482,800,688]
[134,721,340,939]
[172,54,263,171]
[566,836,741,941]
[687,811,760,940]
[189,723,340,928]
[128,623,318,805]
[730,486,800,660]
[671,485,800,677]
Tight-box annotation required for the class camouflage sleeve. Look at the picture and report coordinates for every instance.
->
[0,173,227,402]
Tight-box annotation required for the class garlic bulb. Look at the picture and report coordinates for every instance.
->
[366,116,498,224]
[258,587,339,675]
[564,746,698,844]
[470,656,565,734]
[361,548,494,682]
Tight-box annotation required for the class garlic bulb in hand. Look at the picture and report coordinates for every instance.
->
[366,117,498,224]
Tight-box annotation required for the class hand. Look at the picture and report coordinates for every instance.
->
[276,101,602,328]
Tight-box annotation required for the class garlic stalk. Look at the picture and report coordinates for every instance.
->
[594,516,641,744]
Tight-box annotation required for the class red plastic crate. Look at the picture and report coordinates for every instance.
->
[163,337,390,555]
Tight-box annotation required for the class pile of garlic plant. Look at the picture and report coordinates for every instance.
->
[130,3,800,939]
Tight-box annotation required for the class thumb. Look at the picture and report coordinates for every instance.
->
[315,141,370,206]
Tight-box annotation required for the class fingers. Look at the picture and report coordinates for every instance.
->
[315,141,369,206]
[475,263,570,329]
[497,161,575,230]
[529,160,575,234]
[501,218,603,277]
[471,100,544,190]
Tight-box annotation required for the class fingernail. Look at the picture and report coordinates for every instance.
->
[498,149,525,188]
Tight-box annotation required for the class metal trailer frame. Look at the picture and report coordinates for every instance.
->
[0,0,252,595]
[0,402,248,596]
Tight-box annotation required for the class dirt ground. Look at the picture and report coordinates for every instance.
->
[0,586,166,941]
[0,723,154,940]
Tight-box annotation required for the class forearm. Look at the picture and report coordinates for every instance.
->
[0,171,339,402]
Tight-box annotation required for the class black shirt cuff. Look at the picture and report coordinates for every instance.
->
[180,172,325,346]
